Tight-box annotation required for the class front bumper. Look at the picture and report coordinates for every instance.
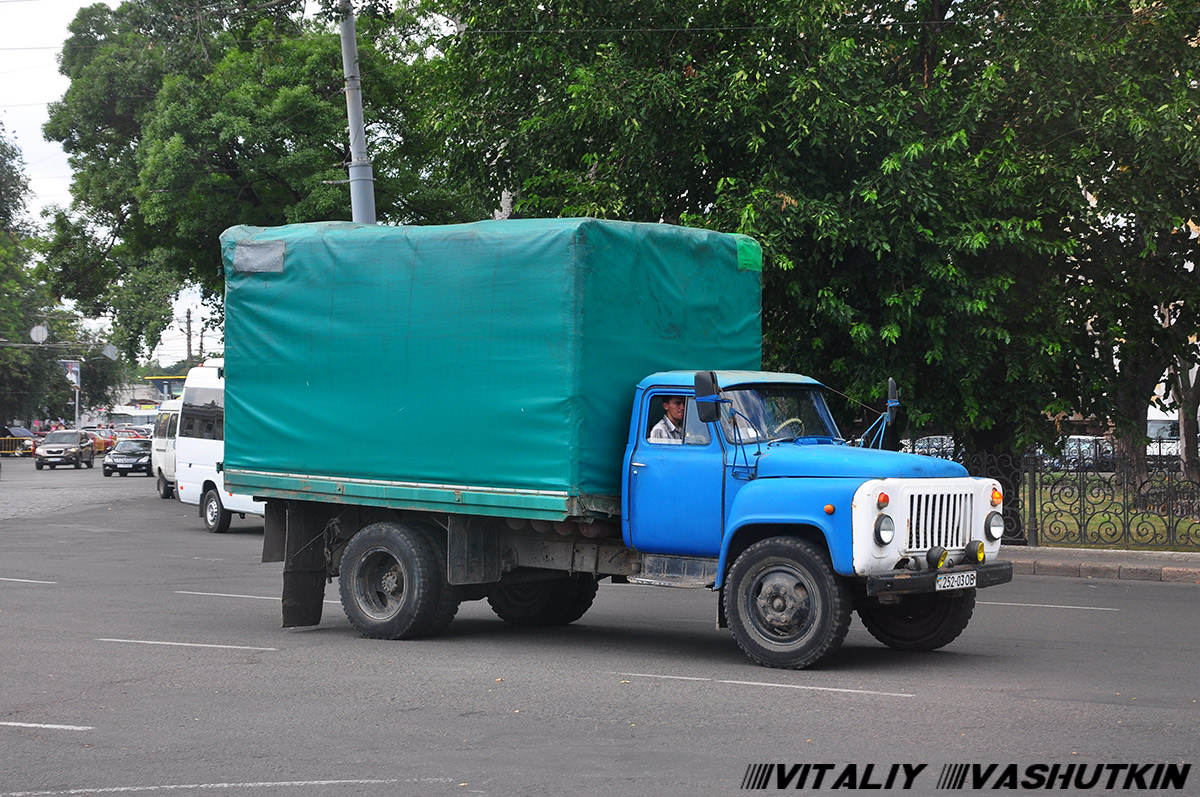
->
[865,560,1013,597]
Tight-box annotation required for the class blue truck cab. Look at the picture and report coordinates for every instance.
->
[621,370,1012,668]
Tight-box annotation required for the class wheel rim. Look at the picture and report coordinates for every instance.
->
[204,497,219,527]
[353,546,408,621]
[744,562,819,645]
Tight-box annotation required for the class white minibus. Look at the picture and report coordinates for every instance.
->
[176,359,264,532]
[151,398,181,498]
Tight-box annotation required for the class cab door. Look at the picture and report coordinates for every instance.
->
[627,391,725,556]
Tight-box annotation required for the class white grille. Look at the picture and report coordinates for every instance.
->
[906,491,974,552]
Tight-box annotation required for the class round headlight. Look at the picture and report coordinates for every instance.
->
[985,511,1005,541]
[873,514,896,546]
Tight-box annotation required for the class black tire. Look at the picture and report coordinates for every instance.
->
[49,464,55,470]
[118,471,127,477]
[561,573,600,624]
[857,589,977,652]
[103,470,111,477]
[202,488,232,534]
[724,537,851,669]
[85,454,94,469]
[486,573,596,627]
[339,522,457,639]
[157,472,173,497]
[74,457,82,469]
[35,461,43,470]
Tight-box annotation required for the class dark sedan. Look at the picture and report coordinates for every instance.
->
[103,438,153,477]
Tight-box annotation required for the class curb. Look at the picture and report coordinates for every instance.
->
[1004,553,1200,584]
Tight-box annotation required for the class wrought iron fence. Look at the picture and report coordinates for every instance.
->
[902,436,1200,550]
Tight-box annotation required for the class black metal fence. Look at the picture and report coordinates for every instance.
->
[903,437,1200,550]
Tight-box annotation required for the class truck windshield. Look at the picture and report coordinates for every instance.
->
[718,386,842,444]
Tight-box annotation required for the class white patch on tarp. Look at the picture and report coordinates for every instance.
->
[233,240,285,273]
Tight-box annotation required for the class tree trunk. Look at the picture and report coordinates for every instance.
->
[960,426,1025,544]
[1170,363,1200,483]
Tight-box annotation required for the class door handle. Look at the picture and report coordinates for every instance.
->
[631,462,646,467]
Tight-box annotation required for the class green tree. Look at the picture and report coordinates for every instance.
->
[417,0,1200,464]
[0,123,56,424]
[42,1,479,359]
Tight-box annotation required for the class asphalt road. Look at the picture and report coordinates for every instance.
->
[1,457,1198,796]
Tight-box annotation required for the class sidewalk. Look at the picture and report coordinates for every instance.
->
[1000,543,1200,584]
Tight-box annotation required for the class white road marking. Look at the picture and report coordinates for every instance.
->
[96,639,276,652]
[0,779,448,796]
[0,577,56,584]
[0,722,93,731]
[175,591,275,601]
[176,590,341,605]
[980,601,1119,611]
[613,671,914,697]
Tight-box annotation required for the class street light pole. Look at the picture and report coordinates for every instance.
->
[339,0,376,224]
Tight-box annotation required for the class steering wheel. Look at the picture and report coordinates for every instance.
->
[772,418,805,437]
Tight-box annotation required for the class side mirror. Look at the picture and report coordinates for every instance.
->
[694,371,720,424]
[887,378,899,424]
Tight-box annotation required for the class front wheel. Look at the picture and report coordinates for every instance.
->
[857,589,976,651]
[338,522,458,639]
[724,537,851,669]
[202,488,232,533]
[157,472,173,499]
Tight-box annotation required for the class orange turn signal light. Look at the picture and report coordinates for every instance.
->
[877,492,890,509]
[991,487,1003,507]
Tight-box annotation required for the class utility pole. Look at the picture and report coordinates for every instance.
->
[185,308,193,362]
[339,0,376,224]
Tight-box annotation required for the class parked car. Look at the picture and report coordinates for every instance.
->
[34,430,96,469]
[102,438,153,477]
[1,426,35,456]
[85,429,116,455]
[1043,435,1117,472]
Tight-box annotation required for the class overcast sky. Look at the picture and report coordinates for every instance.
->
[0,0,214,366]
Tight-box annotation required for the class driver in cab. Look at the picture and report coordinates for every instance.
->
[649,396,686,443]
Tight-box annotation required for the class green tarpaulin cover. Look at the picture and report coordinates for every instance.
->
[221,218,761,518]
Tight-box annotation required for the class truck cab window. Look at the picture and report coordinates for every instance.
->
[646,395,710,446]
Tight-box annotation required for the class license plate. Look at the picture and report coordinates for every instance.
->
[47,458,61,463]
[118,464,132,469]
[936,571,976,591]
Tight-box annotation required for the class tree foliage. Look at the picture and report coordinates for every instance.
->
[416,0,1200,455]
[42,0,477,360]
[40,0,1200,458]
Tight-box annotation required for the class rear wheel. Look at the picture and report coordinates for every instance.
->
[561,574,600,624]
[857,589,976,651]
[487,573,598,626]
[202,488,232,534]
[724,537,851,669]
[339,522,457,639]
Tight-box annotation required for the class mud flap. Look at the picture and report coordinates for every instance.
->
[281,502,328,627]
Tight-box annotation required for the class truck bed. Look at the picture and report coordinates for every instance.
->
[220,218,762,520]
